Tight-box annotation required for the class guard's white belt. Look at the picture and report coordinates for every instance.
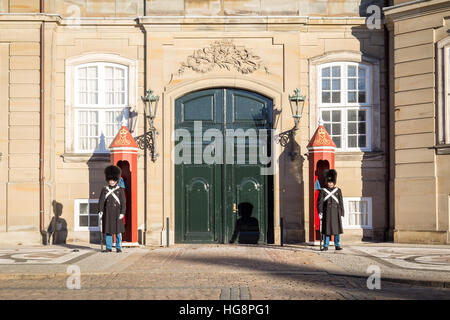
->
[105,186,120,205]
[323,188,339,204]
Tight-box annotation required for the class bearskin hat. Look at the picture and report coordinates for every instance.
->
[323,169,337,184]
[104,165,121,182]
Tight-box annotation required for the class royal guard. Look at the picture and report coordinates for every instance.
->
[98,165,126,253]
[317,169,345,251]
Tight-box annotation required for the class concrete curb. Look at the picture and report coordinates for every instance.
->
[327,271,450,289]
[0,272,110,281]
[1,270,449,290]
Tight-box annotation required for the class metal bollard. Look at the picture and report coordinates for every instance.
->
[166,217,170,247]
[280,217,284,247]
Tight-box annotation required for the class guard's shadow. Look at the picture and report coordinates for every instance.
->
[47,200,68,245]
[229,202,260,244]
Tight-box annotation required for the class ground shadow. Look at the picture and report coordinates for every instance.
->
[47,200,67,244]
[277,130,305,244]
[229,202,260,244]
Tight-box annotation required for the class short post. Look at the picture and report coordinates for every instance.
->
[166,217,170,247]
[280,217,284,247]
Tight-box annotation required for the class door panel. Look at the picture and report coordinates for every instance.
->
[175,88,272,244]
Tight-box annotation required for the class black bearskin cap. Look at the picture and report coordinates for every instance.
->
[323,169,337,184]
[104,165,121,181]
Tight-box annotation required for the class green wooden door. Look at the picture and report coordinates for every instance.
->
[175,88,272,244]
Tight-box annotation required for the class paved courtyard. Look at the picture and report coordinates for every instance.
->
[0,244,449,300]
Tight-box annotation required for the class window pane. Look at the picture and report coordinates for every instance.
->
[90,138,98,150]
[115,68,125,79]
[322,111,330,122]
[358,110,366,121]
[332,66,340,77]
[105,66,113,78]
[358,77,365,91]
[105,79,113,91]
[358,135,366,148]
[322,92,330,103]
[79,203,88,214]
[322,79,330,90]
[324,123,331,133]
[348,78,356,90]
[348,123,357,134]
[78,67,87,78]
[348,110,357,121]
[115,79,125,92]
[79,92,87,104]
[348,91,356,103]
[358,67,366,81]
[358,92,366,103]
[332,123,341,135]
[322,67,330,77]
[332,110,341,122]
[332,79,340,90]
[89,202,98,214]
[87,66,97,78]
[358,122,366,134]
[348,65,356,77]
[88,93,98,104]
[79,79,86,91]
[79,215,88,227]
[331,92,340,103]
[348,135,357,147]
[332,136,341,148]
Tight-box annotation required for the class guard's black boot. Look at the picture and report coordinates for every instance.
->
[320,247,328,251]
[117,249,122,253]
[335,246,343,250]
[102,249,112,253]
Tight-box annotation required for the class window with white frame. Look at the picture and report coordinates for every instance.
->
[342,197,372,229]
[437,39,450,146]
[74,199,100,231]
[318,62,372,151]
[74,62,128,153]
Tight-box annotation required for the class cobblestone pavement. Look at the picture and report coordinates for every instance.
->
[0,245,449,300]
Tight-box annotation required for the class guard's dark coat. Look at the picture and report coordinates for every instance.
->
[317,186,345,235]
[98,185,126,234]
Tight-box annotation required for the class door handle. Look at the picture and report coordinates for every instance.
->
[233,203,237,213]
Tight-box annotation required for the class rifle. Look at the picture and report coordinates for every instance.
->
[319,214,323,251]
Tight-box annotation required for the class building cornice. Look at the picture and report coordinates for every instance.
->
[0,14,370,27]
[383,0,450,21]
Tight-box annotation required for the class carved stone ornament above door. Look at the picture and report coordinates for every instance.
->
[177,40,269,75]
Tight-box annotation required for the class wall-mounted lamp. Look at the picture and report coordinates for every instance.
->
[135,89,160,162]
[289,88,306,131]
[276,89,307,161]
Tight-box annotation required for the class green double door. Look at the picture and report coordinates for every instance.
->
[175,88,273,244]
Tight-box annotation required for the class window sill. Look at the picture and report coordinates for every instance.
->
[335,151,385,161]
[433,144,450,155]
[61,153,110,163]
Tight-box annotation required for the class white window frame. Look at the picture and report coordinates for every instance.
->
[342,197,372,229]
[65,54,139,155]
[309,51,381,152]
[437,38,450,145]
[318,62,372,152]
[74,199,100,232]
[73,62,128,153]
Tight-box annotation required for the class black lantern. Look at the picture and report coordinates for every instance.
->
[289,88,306,131]
[135,89,160,162]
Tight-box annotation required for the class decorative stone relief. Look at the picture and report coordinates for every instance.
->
[177,40,269,75]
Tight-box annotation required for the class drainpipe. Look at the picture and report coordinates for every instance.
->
[383,2,392,242]
[40,0,47,244]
